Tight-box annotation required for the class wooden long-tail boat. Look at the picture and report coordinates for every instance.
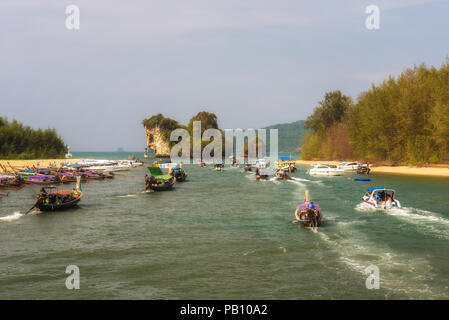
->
[145,167,175,192]
[32,177,82,212]
[275,169,291,181]
[295,189,322,228]
[169,164,187,182]
[255,168,269,181]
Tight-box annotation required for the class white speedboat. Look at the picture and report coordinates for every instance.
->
[338,161,359,171]
[87,164,131,172]
[309,164,344,176]
[362,188,401,209]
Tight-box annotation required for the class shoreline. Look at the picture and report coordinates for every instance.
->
[294,160,449,177]
[2,158,448,177]
[0,159,87,170]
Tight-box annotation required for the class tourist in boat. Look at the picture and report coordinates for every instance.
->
[295,189,322,228]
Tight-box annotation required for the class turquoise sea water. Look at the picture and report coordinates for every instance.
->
[1,153,448,299]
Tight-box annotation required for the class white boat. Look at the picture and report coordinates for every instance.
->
[362,188,401,209]
[338,161,359,171]
[252,158,268,169]
[79,159,117,166]
[118,160,143,167]
[309,164,344,176]
[87,164,131,172]
[152,160,172,169]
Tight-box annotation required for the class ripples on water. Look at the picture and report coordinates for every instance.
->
[0,163,448,299]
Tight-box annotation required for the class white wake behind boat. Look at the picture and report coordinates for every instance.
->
[309,164,344,176]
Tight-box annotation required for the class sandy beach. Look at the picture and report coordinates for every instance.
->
[0,159,86,171]
[295,160,449,177]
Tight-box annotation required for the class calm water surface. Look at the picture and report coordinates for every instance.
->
[1,153,448,299]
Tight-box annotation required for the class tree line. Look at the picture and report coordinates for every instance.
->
[0,117,66,159]
[301,60,449,165]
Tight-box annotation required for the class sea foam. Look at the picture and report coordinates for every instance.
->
[0,212,23,222]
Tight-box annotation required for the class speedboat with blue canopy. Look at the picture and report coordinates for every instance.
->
[362,188,401,209]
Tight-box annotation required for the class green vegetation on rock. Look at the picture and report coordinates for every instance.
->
[142,113,186,144]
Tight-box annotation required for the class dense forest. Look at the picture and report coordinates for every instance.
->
[301,60,449,165]
[0,117,66,159]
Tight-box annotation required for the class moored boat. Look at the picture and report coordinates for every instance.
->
[362,188,401,209]
[357,164,371,175]
[295,189,322,228]
[338,161,359,171]
[214,163,224,171]
[152,160,172,169]
[309,164,343,176]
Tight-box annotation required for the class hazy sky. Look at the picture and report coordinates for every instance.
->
[1,0,448,151]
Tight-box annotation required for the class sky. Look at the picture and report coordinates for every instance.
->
[1,0,448,151]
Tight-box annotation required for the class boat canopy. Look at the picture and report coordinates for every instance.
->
[279,156,295,161]
[298,203,320,210]
[148,166,164,176]
[368,187,394,192]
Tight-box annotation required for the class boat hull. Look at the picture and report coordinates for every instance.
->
[37,196,81,211]
[295,208,321,227]
[362,199,401,209]
[146,182,174,191]
[309,170,341,176]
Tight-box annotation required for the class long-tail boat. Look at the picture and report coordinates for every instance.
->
[255,168,270,181]
[145,167,175,192]
[0,175,24,189]
[275,169,291,181]
[169,164,187,182]
[295,189,322,228]
[31,177,82,212]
